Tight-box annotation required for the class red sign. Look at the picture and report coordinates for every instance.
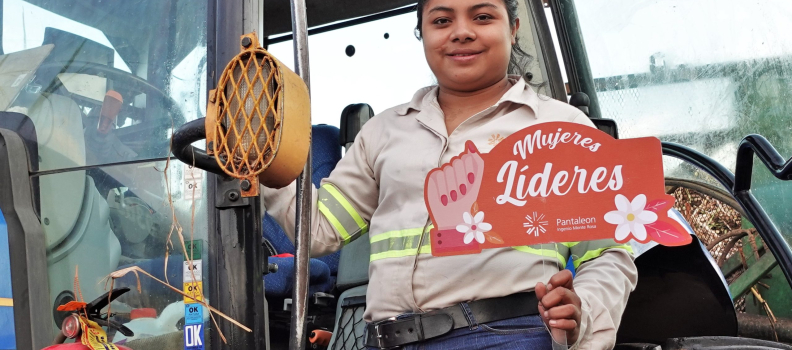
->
[424,122,691,257]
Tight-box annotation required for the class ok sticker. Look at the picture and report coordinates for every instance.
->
[184,323,204,349]
[184,303,203,325]
[183,260,203,282]
[183,282,203,303]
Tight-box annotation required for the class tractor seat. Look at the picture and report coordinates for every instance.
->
[263,124,343,297]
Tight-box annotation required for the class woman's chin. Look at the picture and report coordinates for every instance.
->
[439,73,507,92]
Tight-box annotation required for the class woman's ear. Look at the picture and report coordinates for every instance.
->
[511,18,521,45]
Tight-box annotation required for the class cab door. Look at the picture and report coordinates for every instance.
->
[0,0,224,349]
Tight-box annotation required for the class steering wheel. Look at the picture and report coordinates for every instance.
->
[30,61,187,158]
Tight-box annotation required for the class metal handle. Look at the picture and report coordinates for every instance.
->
[734,134,792,193]
[171,118,224,175]
[661,140,792,293]
[289,0,312,349]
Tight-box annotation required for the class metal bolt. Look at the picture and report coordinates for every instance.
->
[43,217,50,225]
[268,263,278,274]
[240,179,251,191]
[241,37,252,48]
[227,191,240,202]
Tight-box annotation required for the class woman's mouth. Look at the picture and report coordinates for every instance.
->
[446,50,483,62]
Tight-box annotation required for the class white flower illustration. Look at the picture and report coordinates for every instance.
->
[604,194,658,241]
[456,211,492,244]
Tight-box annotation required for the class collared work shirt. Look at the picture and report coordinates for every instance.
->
[263,77,638,349]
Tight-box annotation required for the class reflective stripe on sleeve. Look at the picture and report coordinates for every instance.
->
[369,226,433,261]
[569,239,633,269]
[317,183,368,245]
[512,244,569,267]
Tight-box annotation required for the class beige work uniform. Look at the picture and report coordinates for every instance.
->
[263,76,638,350]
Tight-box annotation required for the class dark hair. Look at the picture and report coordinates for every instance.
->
[414,0,536,82]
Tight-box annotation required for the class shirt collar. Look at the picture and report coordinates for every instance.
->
[395,75,540,116]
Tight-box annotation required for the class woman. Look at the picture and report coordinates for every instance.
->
[263,0,637,348]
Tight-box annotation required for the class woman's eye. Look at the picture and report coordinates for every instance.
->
[474,14,494,21]
[432,17,451,25]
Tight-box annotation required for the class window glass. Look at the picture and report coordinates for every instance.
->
[573,0,792,246]
[39,160,209,347]
[574,0,792,177]
[0,0,207,170]
[0,1,210,348]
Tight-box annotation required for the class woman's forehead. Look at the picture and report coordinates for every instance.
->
[422,0,506,14]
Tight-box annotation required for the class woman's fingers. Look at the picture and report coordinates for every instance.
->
[548,269,574,291]
[535,282,548,300]
[540,286,581,310]
[545,304,580,321]
[547,318,577,331]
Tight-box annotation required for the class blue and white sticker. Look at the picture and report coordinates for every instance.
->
[184,303,203,325]
[184,323,204,350]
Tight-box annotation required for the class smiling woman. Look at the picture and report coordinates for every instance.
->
[263,0,636,350]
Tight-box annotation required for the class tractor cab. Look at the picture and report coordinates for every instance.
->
[0,1,790,350]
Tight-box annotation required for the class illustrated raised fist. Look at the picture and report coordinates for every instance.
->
[425,141,487,255]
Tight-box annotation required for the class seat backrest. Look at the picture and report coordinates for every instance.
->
[263,124,343,273]
[339,103,374,150]
[616,235,737,344]
[334,103,375,291]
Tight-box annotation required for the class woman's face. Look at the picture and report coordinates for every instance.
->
[421,0,518,92]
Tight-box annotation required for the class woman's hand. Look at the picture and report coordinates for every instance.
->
[535,269,582,344]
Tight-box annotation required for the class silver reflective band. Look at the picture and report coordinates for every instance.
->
[317,183,368,245]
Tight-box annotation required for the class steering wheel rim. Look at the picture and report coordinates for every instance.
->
[33,61,185,125]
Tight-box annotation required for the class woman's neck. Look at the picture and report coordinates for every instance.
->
[437,75,512,135]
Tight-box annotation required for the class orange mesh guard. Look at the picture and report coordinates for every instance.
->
[206,32,311,197]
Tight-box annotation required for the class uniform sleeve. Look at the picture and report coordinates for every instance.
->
[566,111,638,349]
[260,121,380,257]
[569,249,637,350]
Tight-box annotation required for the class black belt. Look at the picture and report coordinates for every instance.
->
[364,292,539,349]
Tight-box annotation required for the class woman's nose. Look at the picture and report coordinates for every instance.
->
[450,20,476,43]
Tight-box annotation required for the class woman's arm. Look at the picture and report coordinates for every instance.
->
[261,121,380,257]
[570,248,638,349]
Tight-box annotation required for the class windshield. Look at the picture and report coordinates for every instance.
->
[1,0,207,171]
[0,1,209,348]
[572,0,792,247]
